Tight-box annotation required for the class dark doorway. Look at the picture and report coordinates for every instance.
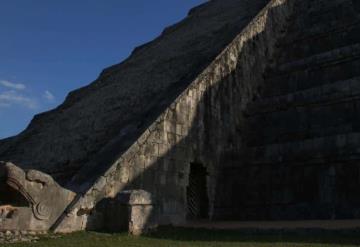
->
[186,163,209,219]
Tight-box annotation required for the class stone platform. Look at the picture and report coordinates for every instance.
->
[181,220,360,231]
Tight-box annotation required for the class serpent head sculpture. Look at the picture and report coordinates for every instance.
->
[0,162,76,232]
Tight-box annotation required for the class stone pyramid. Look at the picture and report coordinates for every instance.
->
[1,0,360,234]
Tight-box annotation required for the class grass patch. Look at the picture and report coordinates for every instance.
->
[4,227,360,247]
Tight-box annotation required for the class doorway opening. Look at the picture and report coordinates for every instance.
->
[186,163,209,219]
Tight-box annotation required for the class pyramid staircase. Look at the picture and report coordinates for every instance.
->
[215,0,360,220]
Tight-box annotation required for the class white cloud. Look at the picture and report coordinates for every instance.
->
[0,80,56,111]
[0,80,26,90]
[0,90,38,109]
[43,90,55,102]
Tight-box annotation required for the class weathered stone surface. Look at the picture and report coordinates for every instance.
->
[0,162,75,232]
[95,190,155,236]
[116,190,153,206]
[0,0,269,188]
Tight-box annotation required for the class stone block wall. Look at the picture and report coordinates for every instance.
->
[53,0,295,232]
[214,0,360,220]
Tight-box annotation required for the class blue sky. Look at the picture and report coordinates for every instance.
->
[0,0,206,139]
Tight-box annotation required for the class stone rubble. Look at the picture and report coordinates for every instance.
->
[0,231,45,244]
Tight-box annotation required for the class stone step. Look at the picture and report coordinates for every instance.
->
[279,20,360,63]
[247,76,360,115]
[263,45,360,97]
[276,0,359,56]
[307,0,349,10]
[281,1,351,40]
[245,100,359,146]
[247,132,360,165]
[278,43,360,74]
[246,122,355,148]
[296,0,349,15]
[284,9,360,45]
[308,0,352,15]
[293,0,356,29]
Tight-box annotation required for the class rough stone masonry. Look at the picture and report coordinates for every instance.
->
[1,0,360,234]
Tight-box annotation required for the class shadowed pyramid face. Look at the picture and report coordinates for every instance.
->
[353,0,360,10]
[0,162,76,232]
